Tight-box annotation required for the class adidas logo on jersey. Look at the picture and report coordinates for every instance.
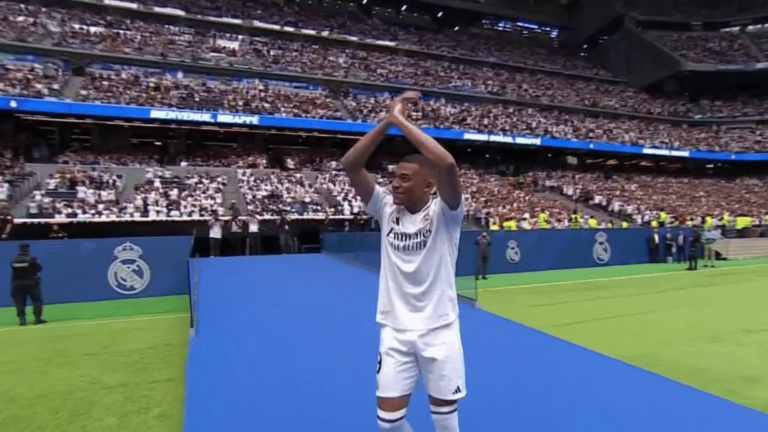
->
[452,386,462,395]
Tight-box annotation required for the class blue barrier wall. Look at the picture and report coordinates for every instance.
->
[322,228,694,276]
[0,236,193,307]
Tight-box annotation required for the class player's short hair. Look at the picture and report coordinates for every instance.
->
[400,154,435,180]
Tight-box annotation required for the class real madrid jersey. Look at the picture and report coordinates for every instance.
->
[366,185,464,331]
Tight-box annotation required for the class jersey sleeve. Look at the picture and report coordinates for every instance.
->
[438,194,465,228]
[365,185,388,222]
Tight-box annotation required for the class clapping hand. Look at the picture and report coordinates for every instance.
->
[388,91,421,124]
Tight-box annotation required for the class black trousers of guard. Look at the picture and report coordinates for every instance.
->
[11,283,43,320]
[476,256,488,279]
[688,248,698,271]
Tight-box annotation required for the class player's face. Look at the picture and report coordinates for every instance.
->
[391,162,432,207]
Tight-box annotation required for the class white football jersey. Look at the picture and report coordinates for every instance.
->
[367,185,464,331]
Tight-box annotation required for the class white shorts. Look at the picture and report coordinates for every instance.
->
[376,319,466,400]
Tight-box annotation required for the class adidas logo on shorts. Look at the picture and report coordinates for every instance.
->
[452,386,462,395]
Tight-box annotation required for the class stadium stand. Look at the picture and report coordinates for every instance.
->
[134,168,228,218]
[0,0,766,120]
[3,55,768,152]
[27,167,122,219]
[648,31,758,64]
[0,0,764,234]
[555,172,768,226]
[237,169,325,217]
[79,64,345,119]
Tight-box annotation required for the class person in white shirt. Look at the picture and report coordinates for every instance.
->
[246,212,260,255]
[229,214,244,255]
[209,214,223,257]
[342,92,465,432]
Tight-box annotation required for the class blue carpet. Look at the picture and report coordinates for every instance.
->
[182,254,768,431]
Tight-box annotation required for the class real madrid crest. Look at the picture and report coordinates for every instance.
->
[593,231,611,265]
[506,239,521,264]
[108,242,151,294]
[422,212,431,226]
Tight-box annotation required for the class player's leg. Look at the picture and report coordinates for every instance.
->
[418,320,466,432]
[377,325,419,432]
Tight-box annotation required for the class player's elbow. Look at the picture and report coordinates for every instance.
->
[435,158,457,173]
[341,155,362,173]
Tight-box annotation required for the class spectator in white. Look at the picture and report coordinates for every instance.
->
[0,178,8,202]
[703,226,722,267]
[229,213,244,255]
[27,199,40,218]
[209,214,223,257]
[246,212,261,255]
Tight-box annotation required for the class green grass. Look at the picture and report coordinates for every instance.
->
[0,296,190,432]
[4,259,768,430]
[478,258,768,413]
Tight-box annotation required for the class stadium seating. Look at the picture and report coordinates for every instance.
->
[0,0,765,227]
[0,0,766,122]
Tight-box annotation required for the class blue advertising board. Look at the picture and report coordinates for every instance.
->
[322,227,694,277]
[0,236,193,307]
[0,96,765,161]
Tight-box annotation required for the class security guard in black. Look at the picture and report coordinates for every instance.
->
[10,243,46,326]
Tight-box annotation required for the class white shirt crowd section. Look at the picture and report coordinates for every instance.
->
[315,172,365,216]
[26,168,227,219]
[237,170,325,217]
[28,168,122,219]
[131,169,227,218]
[16,158,768,224]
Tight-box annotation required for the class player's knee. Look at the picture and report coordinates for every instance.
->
[429,396,457,407]
[377,407,408,430]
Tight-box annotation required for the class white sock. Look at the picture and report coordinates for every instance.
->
[431,403,460,432]
[378,408,413,432]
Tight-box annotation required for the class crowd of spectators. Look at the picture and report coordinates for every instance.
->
[2,1,768,119]
[237,169,325,217]
[344,95,768,152]
[54,150,161,167]
[13,144,768,226]
[0,156,35,204]
[316,172,365,217]
[178,147,269,169]
[462,168,574,229]
[0,60,65,99]
[555,171,768,225]
[123,0,605,76]
[49,145,344,171]
[2,0,768,225]
[132,169,227,218]
[649,32,758,64]
[29,167,122,218]
[79,67,344,119]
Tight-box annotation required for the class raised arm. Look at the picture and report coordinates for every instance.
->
[389,93,462,210]
[340,120,390,205]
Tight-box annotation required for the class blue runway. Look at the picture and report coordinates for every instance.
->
[182,254,768,431]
